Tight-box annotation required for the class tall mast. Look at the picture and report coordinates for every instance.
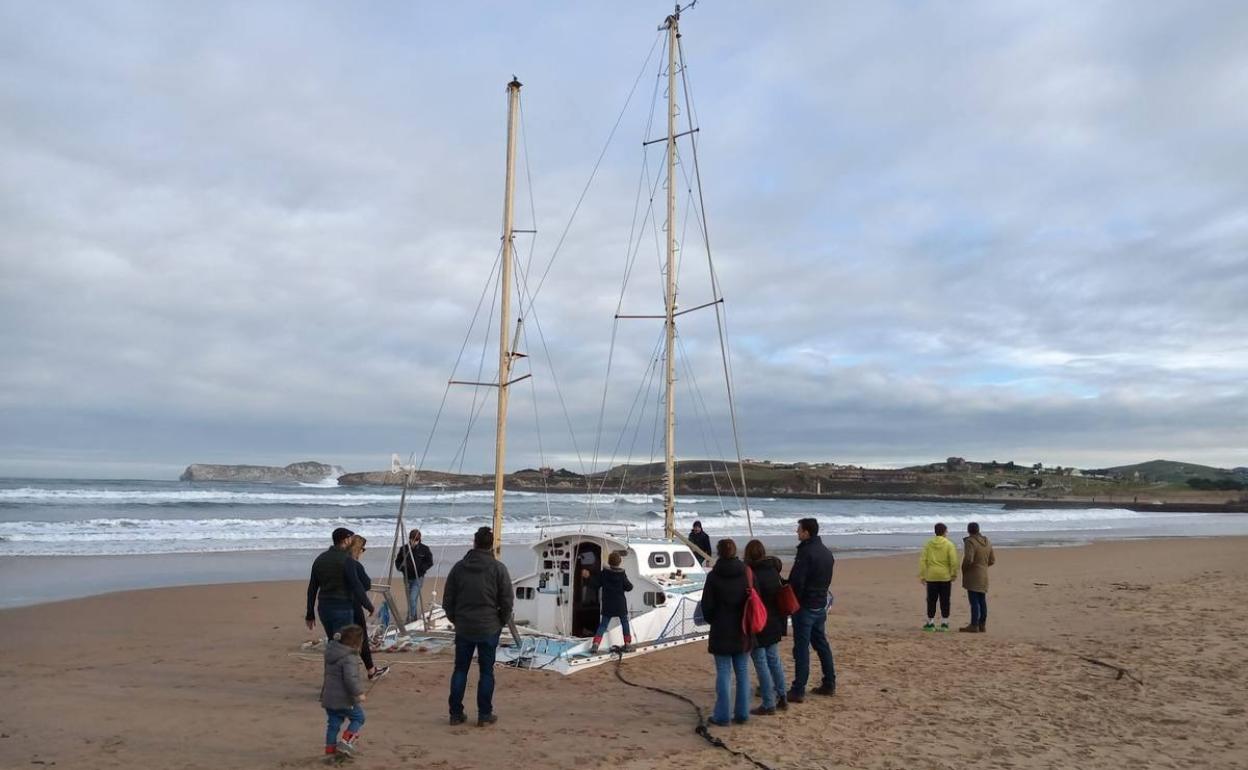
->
[662,8,679,540]
[492,77,522,558]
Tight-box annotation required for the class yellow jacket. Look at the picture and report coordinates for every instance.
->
[919,536,959,582]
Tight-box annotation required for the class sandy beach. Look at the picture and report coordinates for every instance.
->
[2,537,1246,769]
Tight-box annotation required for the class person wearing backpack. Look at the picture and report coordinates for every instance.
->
[701,539,752,726]
[744,539,788,714]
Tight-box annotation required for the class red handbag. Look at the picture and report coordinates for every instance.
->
[776,582,801,616]
[742,566,768,635]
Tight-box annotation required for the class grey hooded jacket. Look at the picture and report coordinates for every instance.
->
[320,639,365,710]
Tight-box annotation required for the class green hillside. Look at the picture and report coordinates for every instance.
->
[1091,459,1238,484]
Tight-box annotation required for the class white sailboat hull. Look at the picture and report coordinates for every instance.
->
[404,527,709,674]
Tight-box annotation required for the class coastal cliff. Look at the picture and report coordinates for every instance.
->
[179,461,344,484]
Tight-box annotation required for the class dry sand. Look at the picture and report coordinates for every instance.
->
[1,537,1246,769]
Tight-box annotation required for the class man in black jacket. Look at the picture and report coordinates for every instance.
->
[786,517,836,702]
[305,527,373,639]
[443,527,513,727]
[688,521,713,565]
[395,528,434,624]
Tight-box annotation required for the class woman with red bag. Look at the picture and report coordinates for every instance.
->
[701,539,752,726]
[744,539,788,714]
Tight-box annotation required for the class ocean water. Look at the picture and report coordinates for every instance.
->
[3,477,1248,557]
[3,477,1247,608]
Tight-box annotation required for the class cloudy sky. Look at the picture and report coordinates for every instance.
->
[1,1,1245,479]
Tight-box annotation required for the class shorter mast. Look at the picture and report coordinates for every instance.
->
[492,77,522,558]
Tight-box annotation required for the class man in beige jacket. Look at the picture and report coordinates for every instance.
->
[960,522,995,633]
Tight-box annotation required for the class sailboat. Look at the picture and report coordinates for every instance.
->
[388,4,748,674]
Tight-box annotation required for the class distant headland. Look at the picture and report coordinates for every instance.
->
[181,457,1248,511]
[179,461,344,484]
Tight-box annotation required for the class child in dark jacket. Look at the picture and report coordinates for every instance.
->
[584,551,633,654]
[321,624,367,757]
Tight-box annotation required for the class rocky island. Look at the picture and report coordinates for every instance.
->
[179,461,344,484]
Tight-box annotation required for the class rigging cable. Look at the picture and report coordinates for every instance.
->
[527,30,664,307]
[676,33,753,535]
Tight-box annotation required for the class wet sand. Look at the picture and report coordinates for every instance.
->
[1,537,1245,769]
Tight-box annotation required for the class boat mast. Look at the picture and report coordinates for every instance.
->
[662,7,679,540]
[492,77,522,558]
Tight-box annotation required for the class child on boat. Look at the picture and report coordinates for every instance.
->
[585,551,633,654]
[321,624,367,758]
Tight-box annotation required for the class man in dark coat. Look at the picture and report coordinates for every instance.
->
[689,521,713,565]
[395,528,434,624]
[787,517,836,702]
[305,527,373,639]
[443,527,513,727]
[701,539,751,725]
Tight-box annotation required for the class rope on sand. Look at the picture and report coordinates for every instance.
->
[1038,645,1145,686]
[610,649,775,770]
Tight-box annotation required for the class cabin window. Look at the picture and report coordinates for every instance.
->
[515,587,535,600]
[673,551,695,568]
[647,552,671,569]
[643,591,667,607]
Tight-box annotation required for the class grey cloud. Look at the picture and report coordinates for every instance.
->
[1,1,1245,478]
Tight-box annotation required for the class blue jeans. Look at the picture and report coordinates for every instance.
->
[791,606,835,694]
[318,599,355,640]
[713,652,750,723]
[324,705,365,746]
[750,642,786,709]
[405,576,425,622]
[594,613,631,639]
[968,591,987,625]
[448,632,500,718]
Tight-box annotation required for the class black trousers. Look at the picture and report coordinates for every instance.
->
[352,608,374,671]
[925,581,952,619]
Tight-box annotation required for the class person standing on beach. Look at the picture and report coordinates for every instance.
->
[443,526,513,727]
[395,528,434,624]
[919,522,959,632]
[787,518,837,702]
[320,623,367,758]
[306,527,373,640]
[702,538,751,726]
[743,539,788,714]
[347,535,389,681]
[689,521,713,565]
[960,522,995,633]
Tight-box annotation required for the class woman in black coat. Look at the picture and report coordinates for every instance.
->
[347,536,388,681]
[744,539,788,714]
[585,550,633,653]
[701,539,751,725]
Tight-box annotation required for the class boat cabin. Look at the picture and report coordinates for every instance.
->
[509,526,706,641]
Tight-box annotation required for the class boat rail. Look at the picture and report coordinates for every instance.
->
[536,521,638,540]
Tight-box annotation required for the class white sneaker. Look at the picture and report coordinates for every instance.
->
[336,739,357,757]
